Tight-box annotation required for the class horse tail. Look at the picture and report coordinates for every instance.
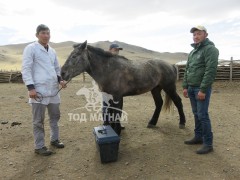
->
[163,93,172,112]
[172,64,178,80]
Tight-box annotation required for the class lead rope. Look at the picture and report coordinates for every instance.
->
[34,79,71,102]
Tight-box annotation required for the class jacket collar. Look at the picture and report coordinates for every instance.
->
[191,38,211,49]
[35,41,50,52]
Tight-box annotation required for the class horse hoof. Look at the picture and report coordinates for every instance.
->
[147,124,156,128]
[179,124,185,129]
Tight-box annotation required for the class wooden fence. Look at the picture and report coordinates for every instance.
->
[0,70,23,83]
[176,59,240,81]
[1,59,240,83]
[0,70,87,83]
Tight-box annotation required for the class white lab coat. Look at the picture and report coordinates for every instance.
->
[22,41,61,105]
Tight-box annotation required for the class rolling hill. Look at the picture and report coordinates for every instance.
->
[0,40,188,70]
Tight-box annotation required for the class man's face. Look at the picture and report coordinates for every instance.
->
[36,30,50,45]
[193,30,208,44]
[110,48,120,55]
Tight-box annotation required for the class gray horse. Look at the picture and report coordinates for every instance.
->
[61,41,186,135]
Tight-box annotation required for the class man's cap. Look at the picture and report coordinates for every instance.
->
[109,43,123,50]
[190,25,207,33]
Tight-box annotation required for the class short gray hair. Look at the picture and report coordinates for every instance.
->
[36,24,50,34]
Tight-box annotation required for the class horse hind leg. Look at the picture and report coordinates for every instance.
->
[164,86,186,129]
[147,86,163,128]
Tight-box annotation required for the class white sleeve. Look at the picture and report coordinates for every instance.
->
[53,50,61,76]
[21,46,34,85]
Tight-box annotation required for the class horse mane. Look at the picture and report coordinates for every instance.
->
[87,45,129,61]
[87,45,113,57]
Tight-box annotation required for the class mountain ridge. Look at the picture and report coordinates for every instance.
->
[0,40,188,70]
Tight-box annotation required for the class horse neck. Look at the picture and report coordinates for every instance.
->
[85,50,108,85]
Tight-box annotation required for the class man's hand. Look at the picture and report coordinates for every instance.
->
[29,89,37,99]
[183,89,188,98]
[60,80,67,88]
[198,91,206,100]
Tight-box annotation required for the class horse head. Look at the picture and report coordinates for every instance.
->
[61,40,89,81]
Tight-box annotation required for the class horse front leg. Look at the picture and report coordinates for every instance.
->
[147,86,163,128]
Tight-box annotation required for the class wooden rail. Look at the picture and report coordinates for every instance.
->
[0,70,88,83]
[176,59,240,81]
[0,70,23,83]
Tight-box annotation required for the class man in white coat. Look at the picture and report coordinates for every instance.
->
[22,24,67,156]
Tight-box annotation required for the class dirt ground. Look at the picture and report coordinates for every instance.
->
[0,77,240,180]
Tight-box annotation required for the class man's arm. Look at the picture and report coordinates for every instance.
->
[22,45,37,99]
[22,46,35,90]
[200,46,219,93]
[52,50,62,82]
[53,50,67,88]
[182,58,190,98]
[182,57,190,90]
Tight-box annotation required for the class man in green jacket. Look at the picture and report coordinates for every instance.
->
[182,25,219,154]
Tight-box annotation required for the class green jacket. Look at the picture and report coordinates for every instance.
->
[182,38,219,93]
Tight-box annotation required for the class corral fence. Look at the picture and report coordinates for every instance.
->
[176,58,240,81]
[1,58,239,83]
[0,70,23,83]
[0,70,87,83]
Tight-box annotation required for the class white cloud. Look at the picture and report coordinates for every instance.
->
[0,0,240,59]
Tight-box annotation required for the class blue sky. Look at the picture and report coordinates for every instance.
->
[0,0,240,60]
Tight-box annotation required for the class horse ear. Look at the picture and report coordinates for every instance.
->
[73,43,81,48]
[80,40,87,50]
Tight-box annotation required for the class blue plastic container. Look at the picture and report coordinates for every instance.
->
[93,125,120,163]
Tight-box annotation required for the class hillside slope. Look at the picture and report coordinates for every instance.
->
[0,41,188,70]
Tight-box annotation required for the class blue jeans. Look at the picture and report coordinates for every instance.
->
[188,86,213,146]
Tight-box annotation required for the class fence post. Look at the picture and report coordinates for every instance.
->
[230,57,233,82]
[83,72,85,82]
[175,65,179,81]
[9,72,13,83]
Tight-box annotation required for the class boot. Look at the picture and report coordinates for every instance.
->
[184,137,203,145]
[196,145,213,154]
